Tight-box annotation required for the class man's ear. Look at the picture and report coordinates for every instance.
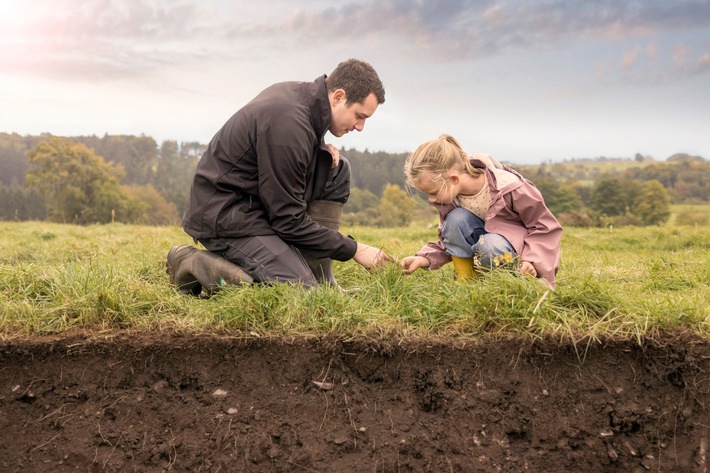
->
[331,89,347,105]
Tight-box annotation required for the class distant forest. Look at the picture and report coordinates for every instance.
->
[0,132,708,227]
[0,132,411,225]
[0,135,413,207]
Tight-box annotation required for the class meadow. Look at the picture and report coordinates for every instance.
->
[1,219,708,344]
[2,220,709,471]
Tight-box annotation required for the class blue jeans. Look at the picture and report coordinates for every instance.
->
[441,208,516,269]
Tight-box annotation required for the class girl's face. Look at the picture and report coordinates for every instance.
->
[414,170,458,204]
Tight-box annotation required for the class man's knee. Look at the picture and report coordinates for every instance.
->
[216,235,317,287]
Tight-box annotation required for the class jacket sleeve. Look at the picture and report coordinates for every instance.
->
[415,204,452,270]
[255,115,357,261]
[508,182,562,287]
[415,240,451,270]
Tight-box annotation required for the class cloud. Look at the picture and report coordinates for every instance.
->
[673,43,690,63]
[698,52,710,72]
[620,47,640,71]
[0,0,218,81]
[238,0,710,64]
[2,0,709,85]
[35,0,201,40]
[646,43,658,61]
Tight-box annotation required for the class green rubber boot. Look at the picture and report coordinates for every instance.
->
[304,200,343,286]
[166,245,253,297]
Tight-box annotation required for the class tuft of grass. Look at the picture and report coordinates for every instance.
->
[0,221,708,344]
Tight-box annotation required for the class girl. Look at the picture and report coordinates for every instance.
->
[400,134,562,288]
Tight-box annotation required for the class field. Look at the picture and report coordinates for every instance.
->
[1,221,709,472]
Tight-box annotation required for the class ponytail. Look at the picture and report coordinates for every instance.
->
[404,134,479,190]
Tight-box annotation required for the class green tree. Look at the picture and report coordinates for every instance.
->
[345,187,379,213]
[588,176,640,217]
[531,175,583,216]
[624,161,710,203]
[25,137,140,224]
[150,140,201,216]
[78,134,159,185]
[635,180,671,226]
[0,180,46,221]
[377,183,417,227]
[0,132,30,185]
[344,148,408,196]
[123,184,181,225]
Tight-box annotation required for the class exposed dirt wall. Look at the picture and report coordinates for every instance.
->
[0,331,708,472]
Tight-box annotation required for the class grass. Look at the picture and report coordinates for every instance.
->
[669,203,710,225]
[1,221,708,343]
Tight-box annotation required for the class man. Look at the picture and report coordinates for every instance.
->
[167,59,392,295]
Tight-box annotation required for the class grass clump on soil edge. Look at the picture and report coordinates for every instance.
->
[0,221,708,345]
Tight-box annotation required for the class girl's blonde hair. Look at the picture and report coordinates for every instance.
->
[404,134,480,190]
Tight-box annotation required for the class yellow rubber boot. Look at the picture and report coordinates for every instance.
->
[451,256,474,280]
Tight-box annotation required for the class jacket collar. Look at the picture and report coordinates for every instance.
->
[309,75,331,140]
[470,154,521,192]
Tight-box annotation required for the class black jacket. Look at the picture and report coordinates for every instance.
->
[183,76,358,261]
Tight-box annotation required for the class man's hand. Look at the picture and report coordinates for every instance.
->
[519,261,537,278]
[353,242,393,270]
[326,143,340,168]
[399,255,430,274]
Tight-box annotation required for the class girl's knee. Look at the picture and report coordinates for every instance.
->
[443,208,484,233]
[444,208,471,228]
[474,234,516,268]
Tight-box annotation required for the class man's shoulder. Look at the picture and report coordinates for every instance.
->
[239,77,327,140]
[246,81,313,116]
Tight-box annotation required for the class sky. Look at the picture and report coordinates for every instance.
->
[1,0,709,165]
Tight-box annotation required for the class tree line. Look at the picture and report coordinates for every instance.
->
[0,133,202,225]
[0,132,707,227]
[518,154,710,204]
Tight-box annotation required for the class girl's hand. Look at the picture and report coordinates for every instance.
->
[400,256,430,274]
[519,261,537,278]
[326,143,340,168]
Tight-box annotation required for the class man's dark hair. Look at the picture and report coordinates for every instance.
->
[326,59,385,105]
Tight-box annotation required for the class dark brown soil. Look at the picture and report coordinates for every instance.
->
[0,330,708,472]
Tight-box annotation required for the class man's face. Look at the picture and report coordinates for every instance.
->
[329,90,379,137]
